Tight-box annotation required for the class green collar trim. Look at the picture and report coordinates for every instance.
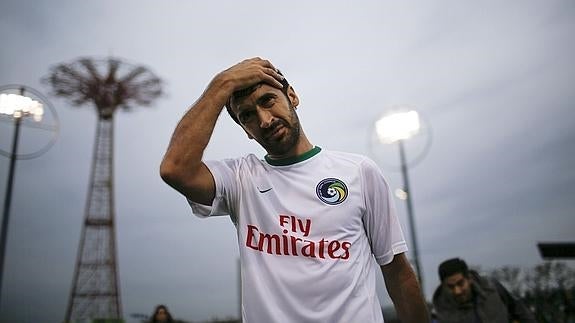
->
[265,146,322,166]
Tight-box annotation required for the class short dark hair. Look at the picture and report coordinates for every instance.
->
[438,258,469,282]
[225,70,290,124]
[151,304,174,323]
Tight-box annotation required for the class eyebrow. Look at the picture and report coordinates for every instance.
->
[447,278,465,287]
[236,91,278,112]
[256,92,278,105]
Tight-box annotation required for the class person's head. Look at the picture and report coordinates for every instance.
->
[225,70,290,124]
[151,304,173,323]
[225,71,302,158]
[438,258,473,304]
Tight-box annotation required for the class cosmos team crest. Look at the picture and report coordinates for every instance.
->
[316,178,348,205]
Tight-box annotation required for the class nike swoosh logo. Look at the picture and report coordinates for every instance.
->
[258,188,272,193]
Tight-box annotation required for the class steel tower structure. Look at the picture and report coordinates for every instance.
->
[44,57,162,322]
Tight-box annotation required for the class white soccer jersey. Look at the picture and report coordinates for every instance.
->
[189,147,407,323]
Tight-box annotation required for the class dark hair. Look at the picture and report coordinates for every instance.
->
[438,258,469,282]
[225,70,290,124]
[150,304,174,323]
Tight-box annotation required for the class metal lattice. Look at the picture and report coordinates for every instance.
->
[44,57,162,322]
[66,117,121,320]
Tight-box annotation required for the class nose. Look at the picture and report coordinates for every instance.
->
[453,286,462,295]
[257,108,274,128]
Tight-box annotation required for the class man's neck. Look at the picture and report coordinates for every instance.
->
[266,136,313,160]
[265,144,319,166]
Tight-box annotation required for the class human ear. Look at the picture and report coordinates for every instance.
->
[287,86,299,108]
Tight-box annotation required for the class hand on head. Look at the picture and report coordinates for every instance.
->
[217,57,285,93]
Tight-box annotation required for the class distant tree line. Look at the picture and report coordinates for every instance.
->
[487,261,575,323]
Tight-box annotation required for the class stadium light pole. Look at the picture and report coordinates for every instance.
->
[375,110,424,289]
[0,87,45,306]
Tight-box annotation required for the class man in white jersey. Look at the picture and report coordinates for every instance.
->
[160,57,430,323]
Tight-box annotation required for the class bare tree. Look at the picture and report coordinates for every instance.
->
[489,262,575,323]
[489,265,524,296]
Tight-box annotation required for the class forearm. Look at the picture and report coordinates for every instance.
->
[160,57,285,201]
[159,76,232,199]
[389,275,429,323]
[382,254,430,323]
[162,79,229,173]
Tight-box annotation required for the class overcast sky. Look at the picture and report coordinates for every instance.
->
[1,0,574,322]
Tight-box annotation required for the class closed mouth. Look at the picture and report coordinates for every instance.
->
[265,123,286,140]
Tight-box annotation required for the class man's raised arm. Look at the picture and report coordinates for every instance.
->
[159,58,284,205]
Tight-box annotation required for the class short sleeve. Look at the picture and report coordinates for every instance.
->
[360,157,408,265]
[188,159,239,221]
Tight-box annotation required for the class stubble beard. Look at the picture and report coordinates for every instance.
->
[262,108,301,157]
[455,290,472,305]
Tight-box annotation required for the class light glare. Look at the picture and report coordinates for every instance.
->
[376,110,420,144]
[395,188,408,200]
[0,93,44,121]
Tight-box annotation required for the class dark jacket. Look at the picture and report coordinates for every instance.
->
[432,271,536,323]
